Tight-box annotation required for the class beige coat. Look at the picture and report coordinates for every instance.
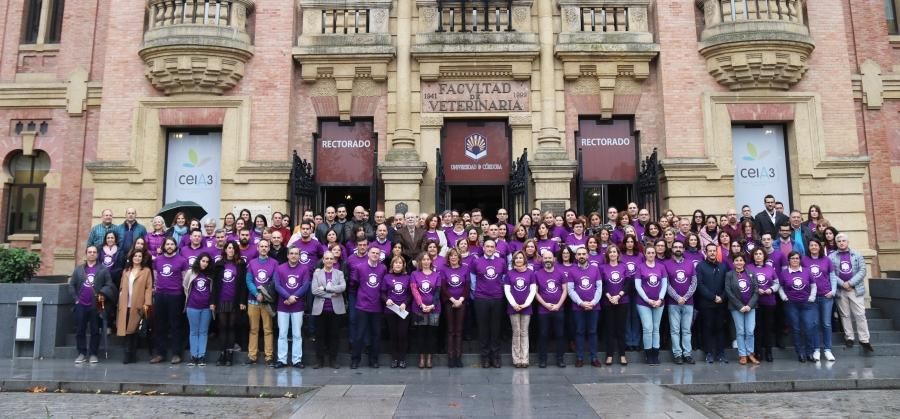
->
[116,266,153,336]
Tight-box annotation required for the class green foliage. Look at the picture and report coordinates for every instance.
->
[0,247,41,283]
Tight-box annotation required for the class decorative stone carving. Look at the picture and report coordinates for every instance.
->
[139,0,255,95]
[697,0,815,91]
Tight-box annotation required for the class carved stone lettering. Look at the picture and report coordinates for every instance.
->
[421,80,530,113]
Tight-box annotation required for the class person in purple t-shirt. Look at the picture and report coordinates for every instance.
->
[471,239,507,368]
[411,252,442,369]
[350,247,387,369]
[600,245,631,366]
[748,247,779,362]
[804,238,836,362]
[724,254,759,365]
[273,247,311,369]
[67,246,116,364]
[506,252,538,368]
[212,241,246,366]
[635,246,668,366]
[778,251,818,362]
[150,238,190,364]
[664,241,697,365]
[829,233,874,352]
[245,240,279,367]
[383,256,411,368]
[534,250,568,368]
[180,229,206,267]
[183,253,214,366]
[440,248,471,368]
[567,248,603,367]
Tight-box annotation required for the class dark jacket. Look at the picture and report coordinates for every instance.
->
[724,270,759,311]
[343,218,375,244]
[211,259,248,308]
[268,246,288,264]
[68,263,117,306]
[396,226,426,260]
[695,259,727,309]
[753,210,789,238]
[315,220,344,244]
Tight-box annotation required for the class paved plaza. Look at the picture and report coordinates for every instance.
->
[1,356,898,418]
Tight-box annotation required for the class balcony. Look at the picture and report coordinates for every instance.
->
[555,0,659,118]
[413,0,538,81]
[139,0,255,95]
[698,0,815,90]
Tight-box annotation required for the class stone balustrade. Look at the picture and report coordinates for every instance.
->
[140,0,256,95]
[698,0,815,90]
[558,0,652,43]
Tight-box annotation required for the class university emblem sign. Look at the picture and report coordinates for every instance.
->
[465,133,488,160]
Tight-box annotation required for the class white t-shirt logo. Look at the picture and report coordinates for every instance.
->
[223,269,234,283]
[579,277,591,290]
[514,278,526,291]
[547,280,558,293]
[840,262,851,273]
[85,274,95,286]
[648,274,659,286]
[675,270,687,284]
[161,265,172,276]
[196,279,207,291]
[485,266,497,280]
[792,277,804,290]
[367,274,379,288]
[256,270,269,283]
[287,276,299,289]
[738,279,749,292]
[756,273,766,285]
[450,275,461,286]
[300,253,310,264]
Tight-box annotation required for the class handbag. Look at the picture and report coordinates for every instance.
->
[137,313,150,340]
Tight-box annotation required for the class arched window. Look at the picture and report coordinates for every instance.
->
[6,151,49,237]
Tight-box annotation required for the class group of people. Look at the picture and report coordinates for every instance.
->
[68,195,874,369]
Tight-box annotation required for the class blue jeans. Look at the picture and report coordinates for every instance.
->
[186,308,211,359]
[74,304,100,357]
[352,310,383,363]
[815,296,834,350]
[625,301,641,347]
[573,309,599,361]
[635,304,663,349]
[730,309,756,357]
[277,311,303,364]
[668,304,693,357]
[785,301,818,357]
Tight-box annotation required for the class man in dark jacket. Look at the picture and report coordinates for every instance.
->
[343,206,375,244]
[67,246,117,364]
[696,243,728,363]
[754,194,789,238]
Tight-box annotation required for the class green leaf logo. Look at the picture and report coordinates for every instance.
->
[182,149,206,168]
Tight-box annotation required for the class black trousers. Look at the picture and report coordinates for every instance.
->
[314,311,343,362]
[755,304,776,352]
[700,305,728,356]
[385,313,410,361]
[219,310,238,352]
[352,311,383,362]
[415,325,439,354]
[154,293,184,357]
[538,311,565,362]
[74,304,100,356]
[474,298,505,358]
[445,305,465,357]
[603,303,627,357]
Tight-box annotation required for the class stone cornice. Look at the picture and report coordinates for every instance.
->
[0,82,101,111]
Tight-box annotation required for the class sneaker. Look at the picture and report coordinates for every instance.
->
[861,342,875,353]
[232,343,242,352]
[824,350,835,362]
[265,359,276,368]
[149,355,163,364]
[170,355,182,364]
[845,339,855,348]
[89,355,99,364]
[292,362,305,369]
[187,357,196,366]
[812,350,820,362]
[684,356,696,365]
[75,354,86,364]
[674,356,684,365]
[198,357,207,367]
[705,353,714,364]
[716,354,728,364]
[274,361,286,369]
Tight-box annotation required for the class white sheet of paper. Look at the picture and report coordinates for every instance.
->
[387,303,408,319]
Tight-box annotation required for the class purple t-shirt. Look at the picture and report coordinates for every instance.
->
[506,268,535,315]
[765,250,785,273]
[239,246,258,264]
[551,226,569,240]
[536,239,558,257]
[247,257,278,297]
[382,273,411,314]
[445,229,466,249]
[472,255,507,299]
[494,240,510,260]
[664,257,695,305]
[803,256,833,296]
[353,262,387,313]
[218,261,239,304]
[508,240,525,255]
[186,273,212,309]
[600,263,630,306]
[620,253,643,279]
[203,235,216,249]
[292,238,323,269]
[534,267,567,314]
[369,239,392,263]
[636,262,666,307]
[588,253,605,269]
[78,264,98,306]
[567,263,601,311]
[180,244,207,267]
[275,262,309,313]
[750,264,777,306]
[411,270,441,314]
[734,270,753,305]
[439,264,471,300]
[779,267,813,303]
[100,248,118,270]
[565,233,587,252]
[424,230,441,246]
[153,253,189,295]
[322,270,334,312]
[836,251,854,282]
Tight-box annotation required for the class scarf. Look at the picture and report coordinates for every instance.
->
[172,224,188,244]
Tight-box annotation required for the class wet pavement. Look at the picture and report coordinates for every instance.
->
[690,390,900,419]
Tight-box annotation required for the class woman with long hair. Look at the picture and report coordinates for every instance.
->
[410,252,442,368]
[522,239,540,269]
[239,208,252,225]
[635,246,667,365]
[699,215,719,249]
[167,212,189,245]
[252,214,268,246]
[222,212,237,235]
[805,238,835,362]
[101,231,124,286]
[465,227,483,257]
[509,224,529,254]
[749,247,778,362]
[690,210,706,234]
[535,223,558,256]
[740,219,760,254]
[440,248,470,367]
[183,252,214,366]
[611,213,632,245]
[802,205,825,234]
[642,222,662,249]
[383,256,411,368]
[586,212,605,237]
[212,241,246,366]
[725,253,759,365]
[822,226,840,256]
[601,245,630,365]
[779,251,818,363]
[620,234,644,351]
[117,248,153,364]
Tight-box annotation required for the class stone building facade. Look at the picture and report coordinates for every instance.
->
[0,0,896,278]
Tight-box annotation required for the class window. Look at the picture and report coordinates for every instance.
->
[21,0,65,45]
[6,151,49,237]
[888,0,899,35]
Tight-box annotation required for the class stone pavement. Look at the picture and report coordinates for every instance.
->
[690,390,900,419]
[1,356,899,418]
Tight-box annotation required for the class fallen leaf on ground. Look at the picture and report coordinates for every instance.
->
[28,386,47,393]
